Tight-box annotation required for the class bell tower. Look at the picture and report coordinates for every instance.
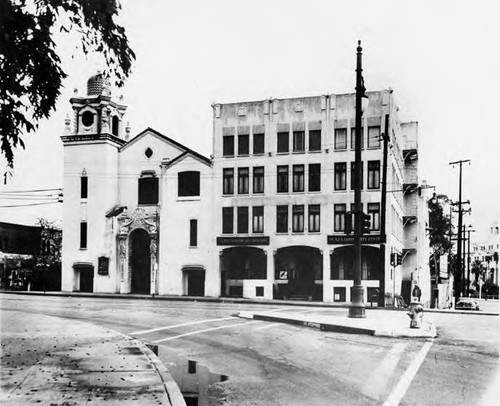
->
[61,73,128,293]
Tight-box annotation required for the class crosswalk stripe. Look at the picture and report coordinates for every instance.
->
[130,317,234,335]
[152,320,261,343]
[383,340,434,406]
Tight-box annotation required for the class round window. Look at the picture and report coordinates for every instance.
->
[82,111,94,127]
[145,148,153,159]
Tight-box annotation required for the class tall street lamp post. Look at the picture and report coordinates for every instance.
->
[349,41,368,318]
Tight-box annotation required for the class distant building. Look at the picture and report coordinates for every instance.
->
[61,74,431,306]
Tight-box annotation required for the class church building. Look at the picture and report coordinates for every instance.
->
[61,73,215,296]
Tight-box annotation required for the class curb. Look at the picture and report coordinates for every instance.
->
[2,290,498,316]
[238,311,437,338]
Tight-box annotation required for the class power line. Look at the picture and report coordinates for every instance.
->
[0,201,62,208]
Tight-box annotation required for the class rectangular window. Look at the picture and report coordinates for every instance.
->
[189,219,198,247]
[178,171,200,197]
[252,206,264,233]
[350,162,364,190]
[334,128,347,150]
[277,165,289,193]
[368,161,381,189]
[222,168,234,195]
[292,205,304,233]
[334,204,346,232]
[368,203,380,231]
[222,207,233,234]
[292,164,304,192]
[238,133,249,155]
[309,130,321,151]
[253,133,265,155]
[308,205,320,232]
[334,162,347,190]
[223,135,234,156]
[277,132,289,153]
[81,176,88,199]
[293,131,305,152]
[238,167,249,194]
[253,167,264,194]
[367,126,381,148]
[237,206,249,234]
[351,128,364,150]
[138,176,159,204]
[308,163,321,192]
[80,222,87,249]
[276,205,288,233]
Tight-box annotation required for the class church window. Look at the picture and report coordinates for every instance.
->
[145,148,153,159]
[81,176,88,199]
[178,171,200,197]
[82,111,94,127]
[138,172,159,205]
[112,116,119,136]
[80,222,87,249]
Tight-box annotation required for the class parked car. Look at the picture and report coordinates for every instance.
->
[455,299,480,311]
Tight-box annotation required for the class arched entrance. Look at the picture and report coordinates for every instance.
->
[130,229,151,293]
[275,246,323,301]
[220,247,267,297]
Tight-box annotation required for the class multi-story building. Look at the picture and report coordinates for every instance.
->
[211,90,430,305]
[61,74,430,305]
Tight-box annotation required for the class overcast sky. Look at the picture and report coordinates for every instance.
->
[1,0,499,242]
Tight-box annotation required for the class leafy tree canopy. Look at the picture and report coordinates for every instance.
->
[428,193,453,255]
[0,0,135,174]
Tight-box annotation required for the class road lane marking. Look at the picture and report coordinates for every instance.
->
[383,340,434,406]
[130,317,234,335]
[255,323,281,331]
[363,342,407,400]
[152,320,261,343]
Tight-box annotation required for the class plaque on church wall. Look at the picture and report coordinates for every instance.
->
[98,256,109,275]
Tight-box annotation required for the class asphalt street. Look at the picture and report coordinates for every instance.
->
[1,293,498,406]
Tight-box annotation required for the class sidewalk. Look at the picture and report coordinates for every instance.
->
[237,308,438,338]
[0,309,185,405]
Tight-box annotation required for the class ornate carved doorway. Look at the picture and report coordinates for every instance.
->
[130,229,151,293]
[117,208,159,295]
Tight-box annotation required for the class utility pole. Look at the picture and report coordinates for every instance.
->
[449,159,470,303]
[378,113,389,307]
[349,40,367,318]
[466,227,475,297]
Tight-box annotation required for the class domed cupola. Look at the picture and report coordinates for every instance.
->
[87,72,111,97]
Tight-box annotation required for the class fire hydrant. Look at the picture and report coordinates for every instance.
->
[407,302,424,329]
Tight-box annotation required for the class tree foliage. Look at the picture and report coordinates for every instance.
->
[0,0,135,173]
[428,193,453,255]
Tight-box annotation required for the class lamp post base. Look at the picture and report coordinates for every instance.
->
[348,285,366,318]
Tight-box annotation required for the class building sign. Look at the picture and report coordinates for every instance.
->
[98,256,109,275]
[327,234,385,245]
[216,236,270,246]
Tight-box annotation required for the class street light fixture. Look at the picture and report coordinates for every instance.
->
[349,40,367,319]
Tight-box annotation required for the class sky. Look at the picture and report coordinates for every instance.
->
[1,0,499,242]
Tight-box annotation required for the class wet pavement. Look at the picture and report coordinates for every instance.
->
[0,309,185,405]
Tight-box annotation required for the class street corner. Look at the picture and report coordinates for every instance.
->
[236,311,255,319]
[374,319,437,338]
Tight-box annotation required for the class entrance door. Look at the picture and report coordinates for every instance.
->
[130,229,151,293]
[186,269,205,296]
[79,266,94,292]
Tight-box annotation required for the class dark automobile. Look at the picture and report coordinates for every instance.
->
[456,300,480,311]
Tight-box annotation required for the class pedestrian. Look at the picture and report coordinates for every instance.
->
[412,285,422,302]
